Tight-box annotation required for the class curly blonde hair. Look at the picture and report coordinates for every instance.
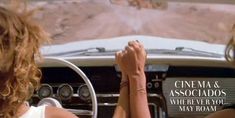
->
[225,24,235,63]
[0,4,49,118]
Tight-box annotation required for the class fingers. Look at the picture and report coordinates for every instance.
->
[128,40,139,48]
[128,40,144,51]
[115,51,121,59]
[125,45,134,53]
[115,40,146,76]
[115,51,122,63]
[115,50,127,64]
[116,40,145,60]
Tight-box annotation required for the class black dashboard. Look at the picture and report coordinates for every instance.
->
[30,63,235,118]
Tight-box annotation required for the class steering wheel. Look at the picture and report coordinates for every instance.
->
[38,57,98,118]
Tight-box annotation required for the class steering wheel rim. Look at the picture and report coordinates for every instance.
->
[42,57,98,118]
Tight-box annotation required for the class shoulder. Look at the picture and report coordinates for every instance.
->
[205,109,235,118]
[45,106,78,118]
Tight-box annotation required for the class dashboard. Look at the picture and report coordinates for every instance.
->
[30,54,235,118]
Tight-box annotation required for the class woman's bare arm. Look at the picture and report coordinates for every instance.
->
[45,106,78,118]
[113,52,130,118]
[129,73,150,118]
[120,41,151,118]
[113,73,130,118]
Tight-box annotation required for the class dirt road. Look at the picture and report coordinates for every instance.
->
[29,0,235,44]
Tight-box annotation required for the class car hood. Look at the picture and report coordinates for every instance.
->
[41,35,226,57]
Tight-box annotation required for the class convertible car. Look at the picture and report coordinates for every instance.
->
[31,35,235,118]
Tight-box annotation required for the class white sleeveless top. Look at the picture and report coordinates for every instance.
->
[19,105,46,118]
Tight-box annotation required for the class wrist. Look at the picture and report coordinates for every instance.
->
[120,79,129,90]
[126,66,145,76]
[128,73,147,92]
[130,83,147,95]
[128,71,146,83]
[121,73,128,81]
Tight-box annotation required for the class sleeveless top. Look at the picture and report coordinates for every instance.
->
[19,105,46,118]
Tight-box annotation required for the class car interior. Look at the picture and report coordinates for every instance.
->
[32,36,235,118]
[3,0,233,118]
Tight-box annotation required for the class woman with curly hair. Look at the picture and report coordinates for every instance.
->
[0,5,77,118]
[204,25,235,118]
[0,2,151,117]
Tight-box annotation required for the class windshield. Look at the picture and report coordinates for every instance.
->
[2,0,234,55]
[28,0,235,44]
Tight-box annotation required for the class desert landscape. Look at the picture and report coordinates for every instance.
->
[2,0,235,44]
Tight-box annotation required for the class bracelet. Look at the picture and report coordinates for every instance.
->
[120,80,129,90]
